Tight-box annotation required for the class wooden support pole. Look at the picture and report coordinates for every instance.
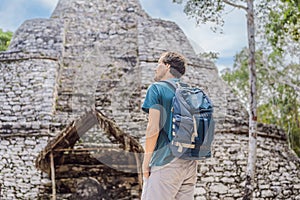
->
[50,152,56,200]
[134,153,143,197]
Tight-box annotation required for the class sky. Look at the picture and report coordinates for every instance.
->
[0,0,248,71]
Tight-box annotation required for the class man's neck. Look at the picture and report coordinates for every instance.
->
[161,74,176,81]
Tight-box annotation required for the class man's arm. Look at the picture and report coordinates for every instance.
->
[142,108,160,179]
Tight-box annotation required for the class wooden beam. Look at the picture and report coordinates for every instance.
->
[134,152,143,196]
[50,152,56,200]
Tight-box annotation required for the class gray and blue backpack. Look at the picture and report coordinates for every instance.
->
[163,80,215,160]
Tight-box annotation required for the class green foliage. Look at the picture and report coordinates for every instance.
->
[174,0,299,56]
[198,51,219,61]
[222,48,300,157]
[173,0,227,32]
[222,49,249,103]
[258,89,300,157]
[222,48,270,105]
[265,0,300,52]
[0,29,13,51]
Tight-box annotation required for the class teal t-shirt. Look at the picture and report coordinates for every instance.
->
[142,78,179,167]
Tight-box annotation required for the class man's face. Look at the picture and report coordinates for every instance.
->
[154,57,169,81]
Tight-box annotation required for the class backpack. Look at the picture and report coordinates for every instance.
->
[162,80,215,160]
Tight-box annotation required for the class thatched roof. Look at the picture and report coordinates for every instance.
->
[35,109,144,174]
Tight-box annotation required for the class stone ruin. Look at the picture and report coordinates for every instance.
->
[35,109,144,199]
[0,0,299,199]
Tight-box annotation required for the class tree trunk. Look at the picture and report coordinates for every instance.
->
[243,0,257,199]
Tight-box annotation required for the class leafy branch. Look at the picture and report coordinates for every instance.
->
[223,0,247,11]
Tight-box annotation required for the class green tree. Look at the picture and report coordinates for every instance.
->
[255,0,300,69]
[222,48,300,157]
[222,48,268,106]
[0,29,13,51]
[265,0,300,52]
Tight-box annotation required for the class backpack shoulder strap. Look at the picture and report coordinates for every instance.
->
[160,79,179,90]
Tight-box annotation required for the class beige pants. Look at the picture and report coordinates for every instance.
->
[141,158,197,200]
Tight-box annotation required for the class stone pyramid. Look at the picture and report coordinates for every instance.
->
[0,0,299,199]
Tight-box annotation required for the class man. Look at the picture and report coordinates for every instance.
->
[141,52,197,200]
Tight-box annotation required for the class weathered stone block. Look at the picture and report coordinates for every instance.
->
[210,183,229,194]
[195,187,206,195]
[221,177,235,184]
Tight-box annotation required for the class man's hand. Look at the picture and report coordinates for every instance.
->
[142,153,151,179]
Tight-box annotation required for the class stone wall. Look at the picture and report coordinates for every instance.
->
[195,130,300,200]
[0,15,62,200]
[0,59,59,129]
[0,135,50,199]
[0,16,63,133]
[51,0,145,133]
[0,0,299,199]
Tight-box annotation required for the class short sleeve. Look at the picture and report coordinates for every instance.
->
[142,84,161,113]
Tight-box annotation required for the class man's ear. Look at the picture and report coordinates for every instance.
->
[166,63,171,69]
